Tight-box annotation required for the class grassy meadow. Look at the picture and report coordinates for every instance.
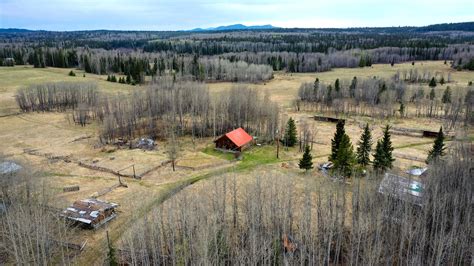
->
[0,60,472,264]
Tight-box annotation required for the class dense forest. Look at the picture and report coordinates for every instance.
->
[1,22,474,83]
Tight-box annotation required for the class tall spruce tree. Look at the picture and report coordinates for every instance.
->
[373,125,394,171]
[335,78,340,92]
[429,77,437,88]
[372,140,385,171]
[442,86,452,104]
[299,145,313,171]
[359,56,366,67]
[349,76,357,97]
[283,117,297,147]
[426,127,446,163]
[356,123,372,166]
[329,120,345,162]
[326,85,333,105]
[333,134,356,177]
[429,88,436,100]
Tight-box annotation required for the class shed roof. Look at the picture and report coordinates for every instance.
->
[378,173,424,206]
[221,128,253,148]
[62,198,118,225]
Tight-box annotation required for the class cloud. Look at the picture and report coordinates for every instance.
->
[0,0,472,30]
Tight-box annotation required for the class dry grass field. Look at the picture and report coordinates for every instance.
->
[209,60,474,107]
[0,66,137,116]
[0,60,471,264]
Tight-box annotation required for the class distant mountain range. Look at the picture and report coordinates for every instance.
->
[189,24,279,32]
[1,22,473,33]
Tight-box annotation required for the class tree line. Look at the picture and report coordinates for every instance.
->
[142,31,474,55]
[96,79,279,143]
[15,82,99,112]
[291,116,447,176]
[14,80,280,141]
[2,32,473,79]
[211,45,474,73]
[298,76,473,127]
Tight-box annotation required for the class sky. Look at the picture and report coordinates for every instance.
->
[0,0,473,31]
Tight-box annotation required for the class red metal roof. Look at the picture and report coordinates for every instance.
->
[224,127,253,148]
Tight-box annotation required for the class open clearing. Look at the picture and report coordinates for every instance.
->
[208,60,474,107]
[0,60,471,264]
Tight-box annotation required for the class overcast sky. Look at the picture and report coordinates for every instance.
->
[0,0,472,31]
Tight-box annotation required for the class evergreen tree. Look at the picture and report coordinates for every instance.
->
[349,76,357,97]
[326,85,333,105]
[333,134,356,177]
[356,123,372,166]
[152,58,158,75]
[289,59,296,72]
[335,78,340,92]
[314,77,319,90]
[283,117,298,147]
[359,56,366,67]
[126,74,131,84]
[68,70,76,76]
[429,87,436,100]
[299,145,313,171]
[329,120,345,162]
[426,127,446,163]
[440,76,445,85]
[373,125,395,171]
[366,55,372,66]
[106,75,111,81]
[372,140,385,171]
[442,86,452,104]
[83,54,92,73]
[429,77,437,87]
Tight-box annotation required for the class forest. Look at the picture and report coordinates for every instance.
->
[1,23,474,84]
[0,21,473,265]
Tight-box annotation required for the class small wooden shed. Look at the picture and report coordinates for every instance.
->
[61,198,118,229]
[215,128,253,152]
[313,115,345,123]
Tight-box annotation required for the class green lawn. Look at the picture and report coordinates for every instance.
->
[202,145,236,161]
[237,145,280,170]
[203,144,281,170]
